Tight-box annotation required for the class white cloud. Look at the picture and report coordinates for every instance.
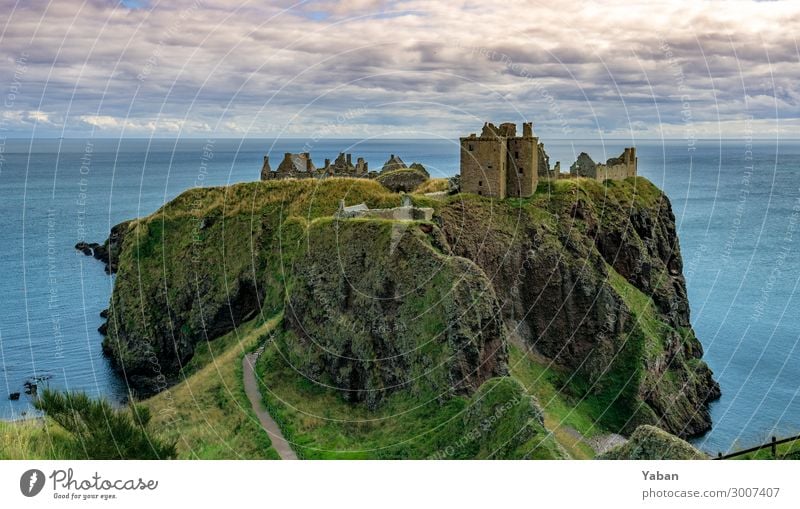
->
[0,0,797,138]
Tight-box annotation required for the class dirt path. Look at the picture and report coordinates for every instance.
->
[243,350,298,460]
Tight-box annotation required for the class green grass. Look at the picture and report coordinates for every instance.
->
[144,314,282,459]
[0,419,73,460]
[508,343,599,459]
[732,438,800,460]
[414,178,449,194]
[254,327,565,459]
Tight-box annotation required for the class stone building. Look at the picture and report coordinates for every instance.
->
[459,122,539,199]
[320,152,370,177]
[381,154,407,173]
[259,152,308,180]
[335,195,433,221]
[262,151,374,180]
[569,148,637,181]
[459,120,638,197]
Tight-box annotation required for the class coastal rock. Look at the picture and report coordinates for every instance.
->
[599,425,707,460]
[438,178,720,437]
[75,241,93,256]
[75,220,132,274]
[8,392,20,400]
[100,177,719,440]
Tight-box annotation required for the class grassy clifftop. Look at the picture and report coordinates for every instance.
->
[96,175,719,458]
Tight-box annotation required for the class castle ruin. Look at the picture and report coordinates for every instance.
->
[459,121,637,198]
[459,122,539,199]
[568,148,637,181]
[261,151,376,180]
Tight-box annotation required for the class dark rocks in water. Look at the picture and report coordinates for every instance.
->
[100,308,109,319]
[8,392,20,400]
[98,322,108,335]
[23,382,37,396]
[74,219,132,274]
[92,243,108,262]
[75,241,93,256]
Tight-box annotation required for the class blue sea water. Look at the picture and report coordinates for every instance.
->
[1,137,798,455]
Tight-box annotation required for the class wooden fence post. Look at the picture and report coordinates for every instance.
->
[771,436,777,458]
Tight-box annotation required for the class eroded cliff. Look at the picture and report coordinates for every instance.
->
[95,176,718,446]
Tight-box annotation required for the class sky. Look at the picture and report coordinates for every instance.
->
[0,0,798,139]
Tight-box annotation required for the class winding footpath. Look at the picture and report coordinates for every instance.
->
[243,349,299,460]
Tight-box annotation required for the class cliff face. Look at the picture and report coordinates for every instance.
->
[438,178,719,437]
[280,218,507,408]
[97,176,718,441]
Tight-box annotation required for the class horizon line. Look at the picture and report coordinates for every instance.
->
[3,136,797,142]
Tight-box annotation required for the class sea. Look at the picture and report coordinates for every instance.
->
[1,136,799,456]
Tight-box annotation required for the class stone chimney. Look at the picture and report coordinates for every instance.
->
[346,153,352,166]
[499,123,516,137]
[260,155,271,180]
[522,122,533,138]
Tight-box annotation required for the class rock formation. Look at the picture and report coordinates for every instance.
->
[93,175,718,443]
[599,425,707,459]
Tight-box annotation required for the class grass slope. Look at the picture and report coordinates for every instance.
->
[144,314,282,459]
[254,327,565,459]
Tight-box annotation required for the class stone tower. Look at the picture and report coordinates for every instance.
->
[459,121,539,198]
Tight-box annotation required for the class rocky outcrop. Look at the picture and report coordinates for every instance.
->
[96,177,718,442]
[281,219,507,408]
[376,168,428,193]
[75,220,132,274]
[438,178,719,437]
[599,425,707,459]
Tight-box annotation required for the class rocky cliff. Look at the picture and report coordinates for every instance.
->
[438,178,719,437]
[281,218,506,408]
[94,176,718,442]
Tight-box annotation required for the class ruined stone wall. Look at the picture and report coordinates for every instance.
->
[569,148,637,182]
[460,136,507,198]
[596,161,635,180]
[506,136,539,197]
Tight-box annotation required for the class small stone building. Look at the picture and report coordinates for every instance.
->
[335,195,433,221]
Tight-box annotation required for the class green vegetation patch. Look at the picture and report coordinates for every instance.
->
[144,315,281,459]
[255,329,564,459]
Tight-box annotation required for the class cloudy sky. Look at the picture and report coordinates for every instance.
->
[1,0,798,139]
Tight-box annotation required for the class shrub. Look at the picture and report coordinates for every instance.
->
[34,390,177,460]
